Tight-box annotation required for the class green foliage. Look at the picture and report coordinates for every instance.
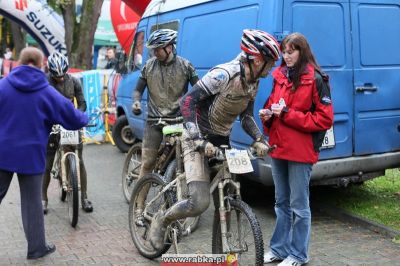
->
[314,169,400,231]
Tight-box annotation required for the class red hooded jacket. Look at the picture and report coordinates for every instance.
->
[263,64,333,164]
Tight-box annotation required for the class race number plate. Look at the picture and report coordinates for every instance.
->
[321,126,335,149]
[60,127,79,145]
[225,149,253,174]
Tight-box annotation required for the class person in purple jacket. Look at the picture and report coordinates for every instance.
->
[0,47,88,260]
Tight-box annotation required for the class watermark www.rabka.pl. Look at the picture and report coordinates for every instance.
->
[161,253,238,265]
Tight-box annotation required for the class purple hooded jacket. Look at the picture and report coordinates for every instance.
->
[0,65,88,175]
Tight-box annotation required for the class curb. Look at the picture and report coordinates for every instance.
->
[315,203,400,239]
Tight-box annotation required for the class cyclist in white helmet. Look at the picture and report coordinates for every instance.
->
[131,29,199,224]
[148,29,280,250]
[42,52,93,213]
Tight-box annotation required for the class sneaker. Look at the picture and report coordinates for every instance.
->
[148,211,167,250]
[27,243,56,260]
[264,250,283,263]
[278,257,303,266]
[134,209,146,227]
[82,199,93,213]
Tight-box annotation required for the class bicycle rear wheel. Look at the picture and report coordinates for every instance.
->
[122,142,142,203]
[129,173,172,259]
[164,160,200,234]
[212,198,264,266]
[66,154,79,228]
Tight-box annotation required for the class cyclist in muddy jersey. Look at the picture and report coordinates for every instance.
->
[131,29,198,223]
[42,52,93,213]
[148,29,281,250]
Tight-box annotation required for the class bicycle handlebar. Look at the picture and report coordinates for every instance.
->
[50,123,97,134]
[147,116,183,127]
[194,141,258,162]
[147,116,183,122]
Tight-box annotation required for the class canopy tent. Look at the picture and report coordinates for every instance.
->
[26,24,119,47]
[25,0,119,48]
[94,19,119,46]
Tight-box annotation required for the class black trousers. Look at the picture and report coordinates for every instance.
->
[0,169,48,258]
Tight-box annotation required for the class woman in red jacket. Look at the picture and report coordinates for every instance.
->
[261,33,333,266]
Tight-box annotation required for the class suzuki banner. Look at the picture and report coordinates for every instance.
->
[0,0,66,56]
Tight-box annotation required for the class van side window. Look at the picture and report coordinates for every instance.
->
[150,20,179,33]
[128,31,144,71]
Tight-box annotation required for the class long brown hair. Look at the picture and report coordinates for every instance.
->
[280,33,321,90]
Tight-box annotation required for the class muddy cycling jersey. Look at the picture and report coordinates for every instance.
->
[181,58,263,140]
[48,74,86,112]
[134,55,198,118]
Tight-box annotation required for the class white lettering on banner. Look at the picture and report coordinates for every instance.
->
[0,0,66,55]
[82,71,105,139]
[26,12,67,54]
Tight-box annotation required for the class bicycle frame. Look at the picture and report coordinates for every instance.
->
[50,132,81,192]
[141,139,244,254]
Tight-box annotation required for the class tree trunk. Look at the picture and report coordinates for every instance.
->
[60,1,75,57]
[10,21,26,58]
[60,0,104,69]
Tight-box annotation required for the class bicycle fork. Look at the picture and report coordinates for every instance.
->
[217,169,242,253]
[60,151,81,192]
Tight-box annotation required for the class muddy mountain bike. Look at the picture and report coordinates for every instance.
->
[122,117,187,202]
[50,125,83,228]
[123,118,200,233]
[129,127,264,265]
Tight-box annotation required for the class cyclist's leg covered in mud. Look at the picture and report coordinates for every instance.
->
[149,131,229,249]
[206,134,230,211]
[136,121,163,210]
[149,130,209,249]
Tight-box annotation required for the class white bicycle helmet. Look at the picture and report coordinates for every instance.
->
[47,52,69,77]
[240,29,280,61]
[146,29,177,49]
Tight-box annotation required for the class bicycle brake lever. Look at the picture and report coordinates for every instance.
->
[247,147,257,160]
[215,148,225,161]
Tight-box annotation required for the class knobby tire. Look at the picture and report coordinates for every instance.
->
[122,142,142,203]
[129,173,172,259]
[66,154,79,228]
[211,198,264,265]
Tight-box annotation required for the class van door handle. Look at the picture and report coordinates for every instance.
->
[355,83,378,93]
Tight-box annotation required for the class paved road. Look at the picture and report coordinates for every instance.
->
[1,144,399,265]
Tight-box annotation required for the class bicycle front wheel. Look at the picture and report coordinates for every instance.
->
[129,173,172,259]
[122,142,142,203]
[212,198,264,266]
[66,154,79,228]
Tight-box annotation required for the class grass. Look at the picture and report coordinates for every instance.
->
[314,169,400,232]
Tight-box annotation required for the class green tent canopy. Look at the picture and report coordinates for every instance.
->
[26,19,118,47]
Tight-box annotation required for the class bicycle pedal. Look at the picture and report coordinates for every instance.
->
[168,223,183,243]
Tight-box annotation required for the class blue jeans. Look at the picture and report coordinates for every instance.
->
[269,158,313,263]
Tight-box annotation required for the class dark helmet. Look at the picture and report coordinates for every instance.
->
[47,52,69,77]
[146,29,177,49]
[240,29,281,61]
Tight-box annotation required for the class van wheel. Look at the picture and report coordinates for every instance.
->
[113,115,135,153]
